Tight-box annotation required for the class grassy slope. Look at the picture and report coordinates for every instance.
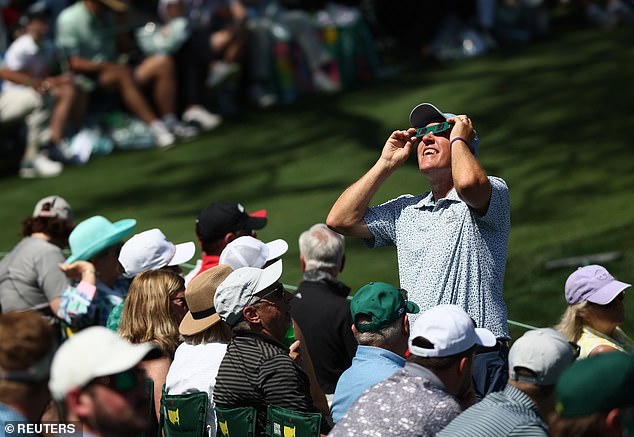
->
[1,26,632,338]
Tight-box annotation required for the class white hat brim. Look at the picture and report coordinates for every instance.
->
[168,241,196,267]
[266,239,288,262]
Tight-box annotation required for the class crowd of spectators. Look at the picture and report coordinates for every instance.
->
[2,0,630,179]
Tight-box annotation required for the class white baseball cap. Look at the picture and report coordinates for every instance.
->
[214,259,283,327]
[49,327,156,400]
[118,228,196,277]
[509,328,577,386]
[219,236,288,270]
[409,304,496,358]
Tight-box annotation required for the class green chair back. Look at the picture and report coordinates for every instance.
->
[215,405,257,437]
[266,405,321,437]
[160,385,208,437]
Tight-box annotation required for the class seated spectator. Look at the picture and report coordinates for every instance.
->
[438,328,578,437]
[330,304,496,436]
[213,260,331,435]
[0,311,57,432]
[243,0,341,106]
[105,228,195,330]
[0,196,73,326]
[555,265,632,358]
[165,264,234,436]
[150,0,222,131]
[289,223,356,399]
[185,201,268,284]
[550,352,634,437]
[0,3,85,178]
[49,326,157,437]
[218,235,287,270]
[330,281,419,423]
[117,269,186,428]
[55,0,197,149]
[57,215,136,329]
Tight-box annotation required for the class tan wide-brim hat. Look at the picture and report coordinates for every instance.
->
[98,0,129,12]
[179,264,233,336]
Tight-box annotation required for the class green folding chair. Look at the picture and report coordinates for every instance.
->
[266,405,321,437]
[215,405,257,437]
[160,385,208,437]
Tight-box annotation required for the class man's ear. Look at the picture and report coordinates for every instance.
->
[402,314,410,336]
[351,323,358,336]
[299,254,306,273]
[243,306,260,324]
[224,232,236,246]
[66,388,93,420]
[604,408,622,437]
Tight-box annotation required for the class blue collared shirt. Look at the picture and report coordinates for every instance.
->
[330,345,405,423]
[0,403,39,436]
[364,176,511,338]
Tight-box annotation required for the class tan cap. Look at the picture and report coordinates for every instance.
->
[98,0,128,12]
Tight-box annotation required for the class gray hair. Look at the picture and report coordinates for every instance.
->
[298,223,345,272]
[355,316,403,347]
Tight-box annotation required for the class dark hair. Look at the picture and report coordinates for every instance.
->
[549,412,607,437]
[408,336,476,370]
[21,216,74,245]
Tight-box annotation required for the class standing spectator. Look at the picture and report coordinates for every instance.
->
[331,281,419,423]
[550,352,634,437]
[438,328,578,437]
[327,102,511,398]
[555,264,632,359]
[55,0,197,149]
[0,195,73,324]
[185,201,267,284]
[0,2,85,178]
[289,223,356,398]
[165,264,234,437]
[329,304,496,437]
[57,215,136,329]
[0,311,56,433]
[49,326,157,437]
[213,260,331,435]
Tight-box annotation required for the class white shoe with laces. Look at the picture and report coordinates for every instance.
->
[313,70,341,93]
[182,106,222,131]
[150,121,176,149]
[167,120,199,140]
[19,153,63,178]
[206,62,240,89]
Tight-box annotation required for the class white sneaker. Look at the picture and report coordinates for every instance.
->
[249,85,277,108]
[149,121,176,149]
[19,153,63,178]
[313,70,341,94]
[206,62,240,89]
[182,106,222,131]
[166,119,199,140]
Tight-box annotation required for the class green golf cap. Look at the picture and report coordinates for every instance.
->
[350,282,419,333]
[555,352,634,418]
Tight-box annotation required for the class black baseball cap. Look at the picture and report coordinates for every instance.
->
[196,202,267,241]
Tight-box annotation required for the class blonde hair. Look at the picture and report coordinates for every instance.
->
[555,301,590,343]
[183,322,232,345]
[118,270,184,355]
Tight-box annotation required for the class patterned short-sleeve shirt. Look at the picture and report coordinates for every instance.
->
[364,176,511,338]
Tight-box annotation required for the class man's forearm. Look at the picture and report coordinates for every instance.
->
[67,57,106,74]
[326,160,394,238]
[450,140,491,214]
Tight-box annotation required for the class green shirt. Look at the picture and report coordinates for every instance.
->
[55,1,118,63]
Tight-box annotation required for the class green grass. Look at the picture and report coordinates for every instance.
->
[1,26,633,339]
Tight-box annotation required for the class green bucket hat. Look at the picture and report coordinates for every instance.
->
[66,215,136,263]
[350,282,419,333]
[555,352,634,418]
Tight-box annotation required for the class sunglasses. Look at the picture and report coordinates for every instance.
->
[415,122,453,138]
[89,367,145,393]
[256,283,286,302]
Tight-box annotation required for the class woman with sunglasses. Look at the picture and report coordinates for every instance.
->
[555,264,632,359]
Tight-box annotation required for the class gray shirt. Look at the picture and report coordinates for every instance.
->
[329,362,463,437]
[437,385,548,437]
[0,236,68,312]
[364,176,511,338]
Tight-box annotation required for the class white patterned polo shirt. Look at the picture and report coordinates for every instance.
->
[364,176,511,338]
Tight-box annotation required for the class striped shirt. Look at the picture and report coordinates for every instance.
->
[213,331,327,435]
[364,176,511,338]
[437,385,548,437]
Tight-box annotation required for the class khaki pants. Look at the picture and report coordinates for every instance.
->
[0,86,51,163]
